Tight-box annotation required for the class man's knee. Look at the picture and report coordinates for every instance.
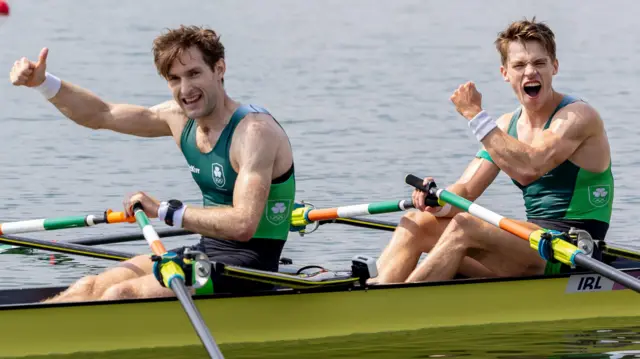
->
[442,213,481,246]
[100,282,136,301]
[75,274,98,289]
[450,212,478,228]
[67,275,98,295]
[400,211,439,235]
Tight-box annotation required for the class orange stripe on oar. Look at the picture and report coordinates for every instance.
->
[500,218,533,240]
[150,240,167,255]
[307,208,339,222]
[105,210,136,224]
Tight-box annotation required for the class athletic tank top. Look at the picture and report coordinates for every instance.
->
[179,104,296,241]
[476,95,614,224]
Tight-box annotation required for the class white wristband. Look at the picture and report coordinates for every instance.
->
[432,203,452,217]
[157,201,187,228]
[468,110,497,142]
[158,201,169,222]
[172,205,187,228]
[34,72,62,100]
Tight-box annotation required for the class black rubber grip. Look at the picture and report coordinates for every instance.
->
[405,174,429,192]
[132,202,144,212]
[404,174,440,207]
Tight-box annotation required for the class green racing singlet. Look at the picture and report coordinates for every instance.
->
[476,95,614,274]
[178,104,296,292]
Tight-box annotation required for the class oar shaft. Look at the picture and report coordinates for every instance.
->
[574,254,640,293]
[0,234,134,261]
[294,199,413,226]
[437,189,532,239]
[131,203,223,359]
[132,210,167,256]
[172,278,225,358]
[69,228,193,246]
[0,211,133,235]
[436,189,503,226]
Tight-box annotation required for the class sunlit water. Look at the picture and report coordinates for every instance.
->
[0,1,639,357]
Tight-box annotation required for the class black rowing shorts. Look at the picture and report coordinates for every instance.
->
[168,236,285,295]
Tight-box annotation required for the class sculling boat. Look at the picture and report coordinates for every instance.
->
[0,253,639,357]
[0,220,639,358]
[0,180,639,358]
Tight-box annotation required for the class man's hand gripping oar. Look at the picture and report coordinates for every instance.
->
[405,174,640,294]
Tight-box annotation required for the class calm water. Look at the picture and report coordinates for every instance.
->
[1,0,639,357]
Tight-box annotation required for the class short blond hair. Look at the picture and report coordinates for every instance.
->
[495,17,556,65]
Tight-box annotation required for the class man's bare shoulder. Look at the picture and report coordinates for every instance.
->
[496,111,514,132]
[150,100,187,121]
[551,100,603,135]
[235,112,286,141]
[148,100,189,138]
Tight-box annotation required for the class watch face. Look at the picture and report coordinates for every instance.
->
[168,199,182,208]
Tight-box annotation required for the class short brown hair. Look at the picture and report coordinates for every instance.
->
[494,17,556,66]
[152,25,225,79]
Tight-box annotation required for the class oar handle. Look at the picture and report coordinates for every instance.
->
[105,210,136,224]
[404,174,441,207]
[131,202,167,255]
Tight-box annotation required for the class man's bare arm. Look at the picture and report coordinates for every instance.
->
[422,113,512,218]
[9,48,174,137]
[49,81,173,137]
[180,116,280,241]
[429,157,501,218]
[481,103,599,185]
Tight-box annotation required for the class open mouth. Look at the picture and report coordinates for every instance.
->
[523,81,542,97]
[182,94,202,106]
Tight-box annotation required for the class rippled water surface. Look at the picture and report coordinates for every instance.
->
[0,1,639,357]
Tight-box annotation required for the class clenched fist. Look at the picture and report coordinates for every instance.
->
[9,47,49,87]
[450,81,484,120]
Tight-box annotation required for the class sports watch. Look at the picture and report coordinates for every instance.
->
[163,199,184,227]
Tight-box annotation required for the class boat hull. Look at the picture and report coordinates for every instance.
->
[0,268,639,358]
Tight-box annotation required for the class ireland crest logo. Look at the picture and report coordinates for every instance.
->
[266,200,291,225]
[212,163,225,188]
[588,185,610,207]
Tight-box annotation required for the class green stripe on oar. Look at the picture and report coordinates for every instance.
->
[290,199,414,230]
[0,210,134,235]
[405,174,640,294]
